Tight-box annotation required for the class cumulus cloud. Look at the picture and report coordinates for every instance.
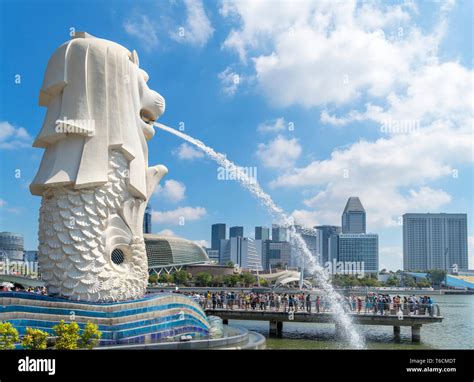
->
[171,0,214,46]
[124,0,213,51]
[256,135,302,169]
[173,143,204,160]
[156,229,176,237]
[154,179,186,203]
[274,121,470,228]
[124,15,159,51]
[257,117,287,133]
[0,121,31,149]
[220,0,440,107]
[379,246,404,272]
[218,67,242,96]
[193,239,209,248]
[0,198,21,214]
[321,62,473,130]
[152,206,206,225]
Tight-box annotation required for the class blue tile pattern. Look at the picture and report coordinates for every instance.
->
[0,292,210,345]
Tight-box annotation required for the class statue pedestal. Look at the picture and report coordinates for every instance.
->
[0,292,209,345]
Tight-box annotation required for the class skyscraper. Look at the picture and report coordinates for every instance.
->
[221,236,262,270]
[143,205,152,234]
[229,226,244,238]
[315,225,342,264]
[294,226,318,265]
[272,224,288,242]
[211,223,226,250]
[338,233,379,273]
[255,226,270,240]
[265,241,291,270]
[342,197,366,234]
[318,197,378,274]
[0,232,24,261]
[403,213,468,271]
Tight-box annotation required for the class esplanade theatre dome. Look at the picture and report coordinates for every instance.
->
[144,234,209,269]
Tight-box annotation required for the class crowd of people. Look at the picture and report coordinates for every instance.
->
[2,284,435,316]
[182,290,436,316]
[0,284,47,295]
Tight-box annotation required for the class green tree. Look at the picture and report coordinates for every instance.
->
[174,270,190,286]
[0,321,19,349]
[427,270,447,288]
[212,275,224,286]
[53,320,80,350]
[21,327,48,350]
[158,273,174,283]
[225,261,234,268]
[385,276,400,287]
[240,272,256,287]
[223,274,240,287]
[148,274,158,284]
[195,272,212,287]
[258,277,269,287]
[79,321,102,349]
[417,279,432,288]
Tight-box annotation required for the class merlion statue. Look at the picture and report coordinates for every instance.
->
[30,32,167,302]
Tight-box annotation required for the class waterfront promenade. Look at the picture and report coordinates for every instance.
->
[206,307,443,342]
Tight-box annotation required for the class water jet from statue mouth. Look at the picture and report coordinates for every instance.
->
[152,121,366,349]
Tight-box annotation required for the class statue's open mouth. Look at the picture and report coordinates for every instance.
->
[141,115,153,125]
[140,110,156,140]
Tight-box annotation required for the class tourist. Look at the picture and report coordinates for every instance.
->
[357,297,362,314]
[212,293,217,309]
[306,294,312,313]
[288,295,294,312]
[283,294,288,312]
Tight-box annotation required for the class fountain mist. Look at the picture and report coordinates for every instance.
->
[154,122,365,349]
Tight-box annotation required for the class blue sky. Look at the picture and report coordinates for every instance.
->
[0,0,472,271]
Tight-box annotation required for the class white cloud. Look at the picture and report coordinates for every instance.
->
[171,0,214,47]
[0,121,31,149]
[154,179,186,203]
[173,143,204,160]
[193,239,209,248]
[218,67,242,96]
[257,117,287,133]
[0,198,21,214]
[124,15,159,51]
[152,206,206,225]
[273,121,471,228]
[156,229,176,237]
[256,135,302,169]
[322,62,473,130]
[220,0,440,107]
[379,246,403,272]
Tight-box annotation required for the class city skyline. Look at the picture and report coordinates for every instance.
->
[1,1,473,273]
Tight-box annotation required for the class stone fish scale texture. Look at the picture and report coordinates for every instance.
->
[38,150,148,302]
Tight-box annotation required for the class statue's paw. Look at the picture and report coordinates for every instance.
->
[146,164,168,198]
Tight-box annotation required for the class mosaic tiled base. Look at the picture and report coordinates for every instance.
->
[0,292,210,345]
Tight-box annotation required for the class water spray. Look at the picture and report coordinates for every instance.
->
[154,122,365,349]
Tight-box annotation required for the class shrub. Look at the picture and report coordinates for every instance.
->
[79,321,102,349]
[21,327,49,350]
[53,320,80,350]
[0,321,19,349]
[148,274,158,284]
[196,272,212,286]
